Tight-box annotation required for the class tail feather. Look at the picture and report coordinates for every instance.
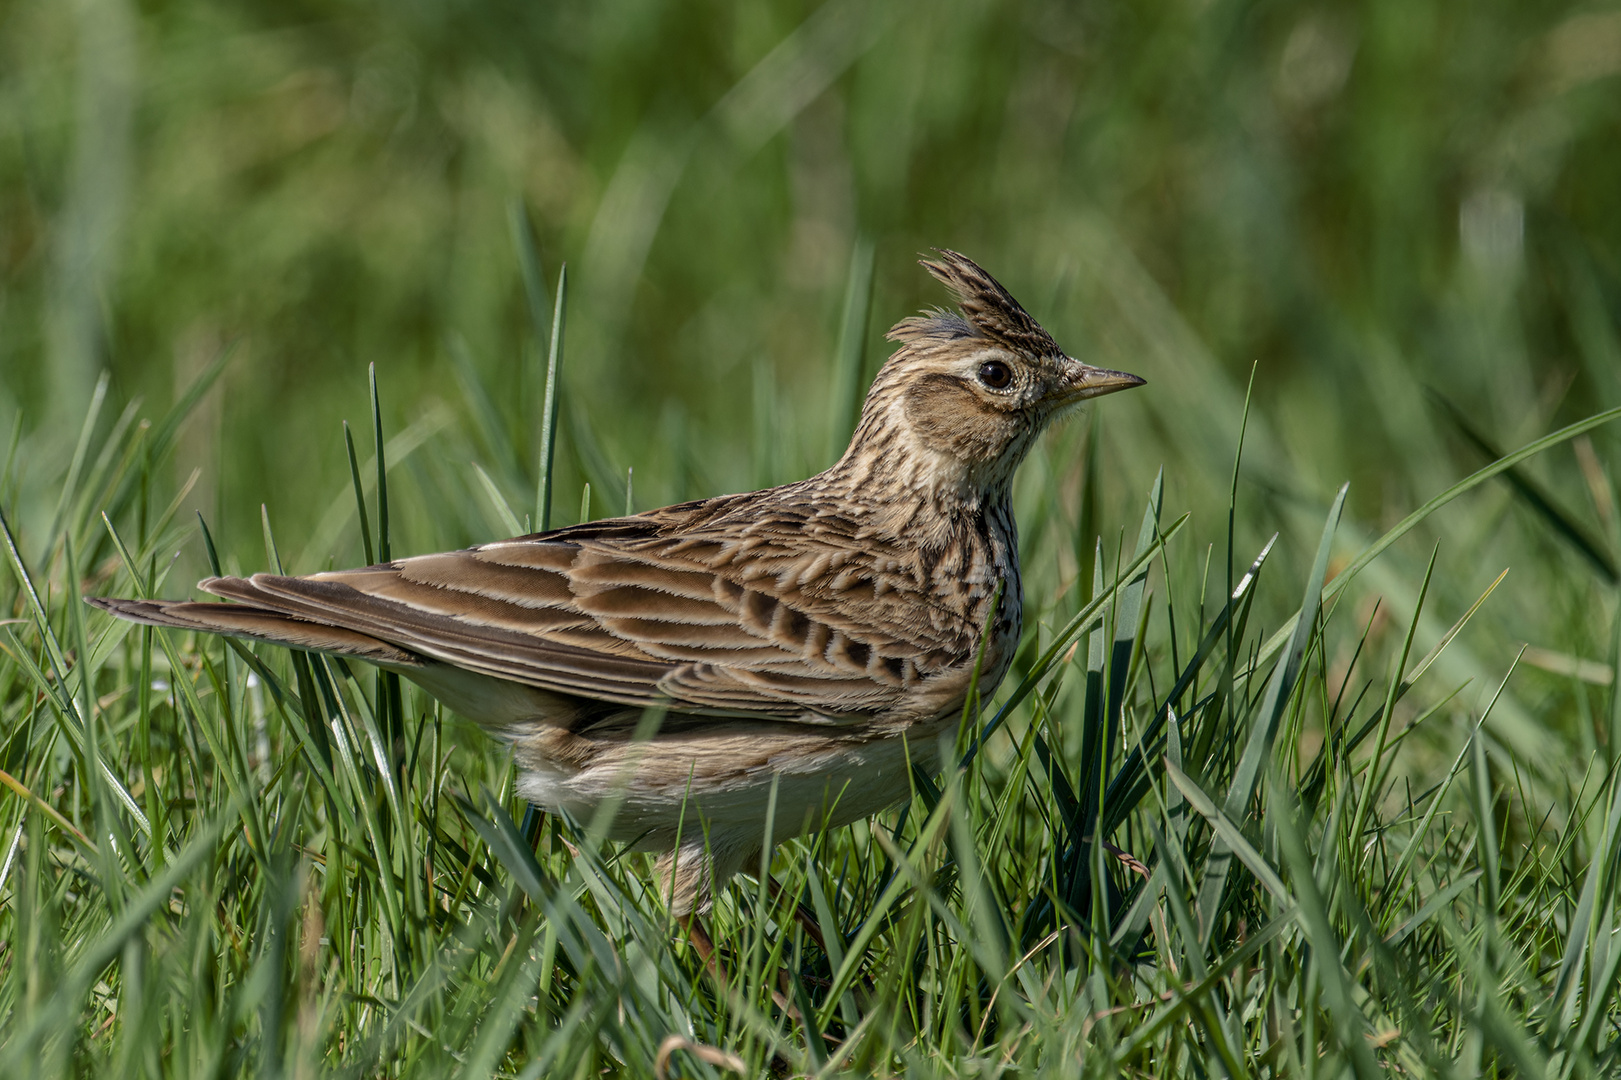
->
[86,596,424,666]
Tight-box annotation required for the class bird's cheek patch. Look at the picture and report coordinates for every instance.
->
[902,374,1011,460]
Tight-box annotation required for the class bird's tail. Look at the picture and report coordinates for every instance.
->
[87,593,423,667]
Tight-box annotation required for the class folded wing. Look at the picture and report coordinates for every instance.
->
[102,497,983,722]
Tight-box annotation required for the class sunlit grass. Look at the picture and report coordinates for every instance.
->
[1,255,1620,1074]
[4,0,1621,1075]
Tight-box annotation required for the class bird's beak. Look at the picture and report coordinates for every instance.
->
[1056,360,1146,402]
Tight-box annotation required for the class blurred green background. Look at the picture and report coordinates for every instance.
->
[3,0,1619,751]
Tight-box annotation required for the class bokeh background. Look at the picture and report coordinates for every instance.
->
[3,0,1619,757]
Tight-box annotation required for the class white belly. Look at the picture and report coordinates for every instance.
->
[510,714,957,853]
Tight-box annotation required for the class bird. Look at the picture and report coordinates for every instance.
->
[90,250,1144,917]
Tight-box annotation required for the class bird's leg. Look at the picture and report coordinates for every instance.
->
[763,874,851,1022]
[763,874,829,954]
[679,912,806,1022]
[1102,840,1150,882]
[679,913,721,977]
[763,874,877,1011]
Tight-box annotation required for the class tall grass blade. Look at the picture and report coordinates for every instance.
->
[196,510,223,576]
[510,199,552,348]
[472,461,524,537]
[1429,389,1618,583]
[370,363,391,563]
[344,420,376,566]
[538,265,568,531]
[1196,482,1345,944]
[0,806,231,1071]
[1102,534,1276,834]
[449,334,519,477]
[963,514,1188,764]
[1273,790,1382,1079]
[1553,770,1621,1024]
[1252,406,1621,673]
[827,236,874,463]
[143,341,236,474]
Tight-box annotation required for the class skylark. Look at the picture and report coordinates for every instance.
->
[92,251,1143,914]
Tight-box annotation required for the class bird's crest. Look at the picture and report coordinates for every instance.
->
[893,250,1063,358]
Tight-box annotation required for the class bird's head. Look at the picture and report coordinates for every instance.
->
[840,250,1144,508]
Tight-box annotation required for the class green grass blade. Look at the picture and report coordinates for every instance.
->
[510,199,552,346]
[261,503,285,574]
[472,461,524,537]
[827,236,874,463]
[1429,389,1617,583]
[1166,762,1290,903]
[1348,542,1438,852]
[49,372,110,545]
[1102,534,1277,833]
[144,341,237,471]
[344,420,377,566]
[1196,483,1345,944]
[370,363,391,563]
[0,806,231,1071]
[448,334,519,477]
[1272,790,1382,1079]
[537,265,568,532]
[1251,405,1621,676]
[963,513,1188,765]
[196,510,223,576]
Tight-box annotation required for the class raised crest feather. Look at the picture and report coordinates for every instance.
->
[913,249,1064,358]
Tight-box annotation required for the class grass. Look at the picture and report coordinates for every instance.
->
[1,250,1620,1077]
[4,0,1621,1075]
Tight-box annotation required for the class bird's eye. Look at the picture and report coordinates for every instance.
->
[978,360,1013,390]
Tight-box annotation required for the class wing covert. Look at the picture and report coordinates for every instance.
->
[203,502,984,720]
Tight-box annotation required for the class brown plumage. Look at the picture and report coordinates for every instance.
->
[90,250,1143,913]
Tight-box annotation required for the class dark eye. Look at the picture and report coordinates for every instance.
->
[978,360,1013,389]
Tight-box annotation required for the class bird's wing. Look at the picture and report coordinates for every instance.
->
[199,502,983,721]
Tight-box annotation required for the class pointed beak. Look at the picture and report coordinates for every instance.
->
[1056,360,1146,402]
